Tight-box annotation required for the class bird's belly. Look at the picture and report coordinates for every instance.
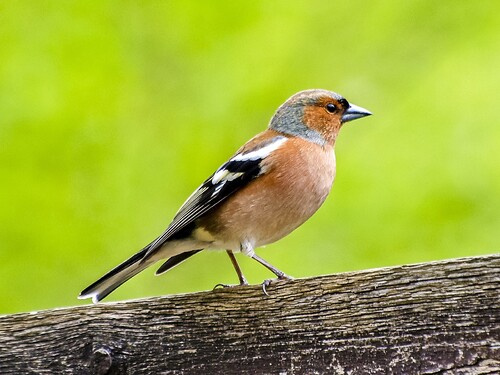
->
[197,143,336,251]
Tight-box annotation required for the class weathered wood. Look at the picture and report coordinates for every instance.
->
[0,255,499,374]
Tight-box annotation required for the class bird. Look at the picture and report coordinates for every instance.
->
[78,89,371,303]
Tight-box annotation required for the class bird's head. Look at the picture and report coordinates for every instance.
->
[269,89,372,146]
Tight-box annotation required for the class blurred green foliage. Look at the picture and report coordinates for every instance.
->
[1,1,499,314]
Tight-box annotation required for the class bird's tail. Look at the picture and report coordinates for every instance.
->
[155,249,201,275]
[78,246,156,304]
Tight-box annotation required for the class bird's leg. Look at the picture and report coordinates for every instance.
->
[251,253,290,279]
[251,253,293,296]
[213,250,249,289]
[227,250,249,285]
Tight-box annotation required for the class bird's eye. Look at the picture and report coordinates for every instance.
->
[325,103,337,113]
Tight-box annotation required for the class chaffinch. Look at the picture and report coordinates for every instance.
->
[79,89,371,303]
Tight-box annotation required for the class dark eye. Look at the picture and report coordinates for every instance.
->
[325,103,337,113]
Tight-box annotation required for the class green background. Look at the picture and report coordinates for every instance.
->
[1,1,499,314]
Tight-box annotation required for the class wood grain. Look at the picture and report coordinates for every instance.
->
[1,254,499,374]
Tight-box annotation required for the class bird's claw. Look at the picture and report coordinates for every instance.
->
[213,281,249,290]
[213,283,231,290]
[261,274,293,296]
[261,279,272,296]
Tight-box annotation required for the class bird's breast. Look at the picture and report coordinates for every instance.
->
[198,139,336,250]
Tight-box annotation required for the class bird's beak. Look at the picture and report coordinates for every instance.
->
[341,103,372,123]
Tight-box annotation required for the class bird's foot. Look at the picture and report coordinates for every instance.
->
[213,280,249,290]
[261,274,293,296]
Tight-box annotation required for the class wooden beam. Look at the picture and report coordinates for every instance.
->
[1,254,499,374]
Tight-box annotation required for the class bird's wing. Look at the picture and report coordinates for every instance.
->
[143,135,288,258]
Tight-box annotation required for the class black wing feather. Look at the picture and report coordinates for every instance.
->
[142,137,286,259]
